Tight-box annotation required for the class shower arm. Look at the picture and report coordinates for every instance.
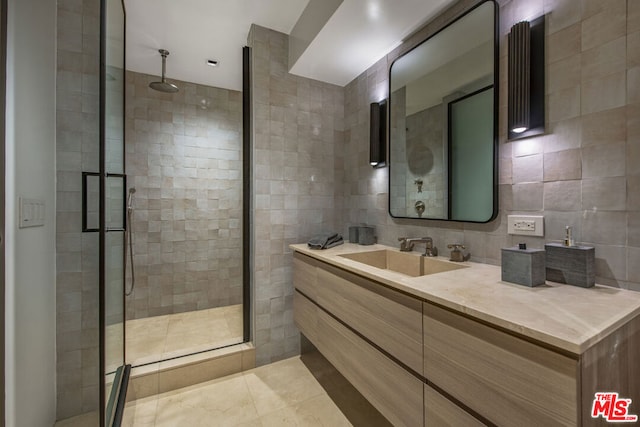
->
[161,51,167,82]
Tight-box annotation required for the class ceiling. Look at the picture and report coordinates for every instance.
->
[125,0,456,91]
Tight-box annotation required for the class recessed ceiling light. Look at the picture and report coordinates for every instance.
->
[206,59,219,67]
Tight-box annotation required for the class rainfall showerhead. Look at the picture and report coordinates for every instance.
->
[149,49,179,93]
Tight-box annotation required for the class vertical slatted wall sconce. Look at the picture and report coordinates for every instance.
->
[508,16,545,140]
[370,100,387,167]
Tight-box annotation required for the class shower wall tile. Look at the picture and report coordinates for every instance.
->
[340,0,640,291]
[125,71,243,320]
[249,25,344,366]
[56,0,100,420]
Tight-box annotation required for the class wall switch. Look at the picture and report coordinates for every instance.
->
[507,215,544,237]
[19,198,45,228]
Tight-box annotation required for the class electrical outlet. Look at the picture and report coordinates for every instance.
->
[513,220,535,231]
[508,215,544,236]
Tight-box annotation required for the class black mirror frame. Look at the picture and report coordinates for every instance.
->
[387,0,499,224]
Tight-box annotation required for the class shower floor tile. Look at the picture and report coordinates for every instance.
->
[127,304,243,366]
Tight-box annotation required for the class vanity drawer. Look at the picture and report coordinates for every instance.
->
[316,263,423,374]
[317,307,423,427]
[423,302,578,426]
[293,290,318,343]
[425,384,486,427]
[293,252,319,300]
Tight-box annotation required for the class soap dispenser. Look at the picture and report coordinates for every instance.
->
[545,225,595,288]
[563,226,574,247]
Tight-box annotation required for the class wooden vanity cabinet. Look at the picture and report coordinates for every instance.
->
[424,384,486,427]
[424,302,578,426]
[292,254,320,300]
[423,302,640,427]
[293,252,423,426]
[292,251,640,427]
[314,262,423,374]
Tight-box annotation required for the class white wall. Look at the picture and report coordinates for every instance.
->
[5,0,57,424]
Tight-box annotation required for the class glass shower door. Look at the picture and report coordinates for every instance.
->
[101,0,128,425]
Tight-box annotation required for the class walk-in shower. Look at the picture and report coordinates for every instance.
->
[55,0,250,423]
[123,54,248,367]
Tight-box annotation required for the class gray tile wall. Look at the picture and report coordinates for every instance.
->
[248,25,345,365]
[342,0,640,291]
[55,0,100,419]
[124,71,244,320]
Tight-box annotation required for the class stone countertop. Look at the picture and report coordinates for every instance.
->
[290,242,640,355]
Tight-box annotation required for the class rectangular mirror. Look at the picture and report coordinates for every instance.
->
[389,1,498,222]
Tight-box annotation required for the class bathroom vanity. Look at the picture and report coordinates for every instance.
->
[290,243,640,426]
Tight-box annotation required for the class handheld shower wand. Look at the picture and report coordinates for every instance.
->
[127,187,136,213]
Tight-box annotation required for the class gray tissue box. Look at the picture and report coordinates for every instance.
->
[501,247,546,287]
[545,243,595,288]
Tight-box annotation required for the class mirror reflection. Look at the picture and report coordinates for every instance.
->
[389,1,497,222]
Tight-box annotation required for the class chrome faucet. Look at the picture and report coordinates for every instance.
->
[398,237,438,257]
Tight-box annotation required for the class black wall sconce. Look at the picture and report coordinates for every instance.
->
[508,16,545,140]
[370,100,387,167]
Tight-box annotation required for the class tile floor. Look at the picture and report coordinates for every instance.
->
[126,304,244,366]
[56,350,390,426]
[122,357,352,426]
[54,412,99,427]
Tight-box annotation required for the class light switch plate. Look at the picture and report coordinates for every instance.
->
[507,215,544,237]
[19,198,45,228]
